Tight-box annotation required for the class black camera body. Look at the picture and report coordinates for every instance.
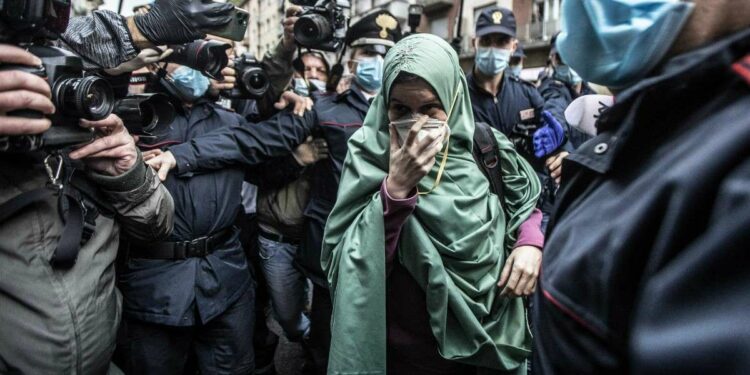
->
[0,0,117,152]
[0,0,70,43]
[221,53,269,100]
[0,46,115,152]
[165,40,230,80]
[292,0,350,52]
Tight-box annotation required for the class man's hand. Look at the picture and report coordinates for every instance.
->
[275,91,313,117]
[545,151,569,185]
[282,6,302,50]
[145,151,177,181]
[131,0,234,45]
[69,114,139,176]
[208,63,236,97]
[498,245,543,298]
[292,136,329,166]
[0,44,54,135]
[104,48,173,76]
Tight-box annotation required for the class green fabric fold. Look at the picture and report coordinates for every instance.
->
[321,34,541,374]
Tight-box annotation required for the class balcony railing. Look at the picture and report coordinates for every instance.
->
[517,19,560,43]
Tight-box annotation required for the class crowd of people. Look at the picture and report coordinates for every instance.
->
[1,0,749,374]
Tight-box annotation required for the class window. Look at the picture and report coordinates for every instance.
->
[429,16,448,39]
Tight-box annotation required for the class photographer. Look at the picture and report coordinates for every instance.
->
[0,44,174,374]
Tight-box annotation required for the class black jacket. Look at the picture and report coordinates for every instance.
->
[120,101,253,326]
[171,86,371,286]
[533,29,750,374]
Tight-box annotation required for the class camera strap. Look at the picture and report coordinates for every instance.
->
[0,154,101,269]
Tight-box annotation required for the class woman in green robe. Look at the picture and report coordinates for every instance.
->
[321,34,543,374]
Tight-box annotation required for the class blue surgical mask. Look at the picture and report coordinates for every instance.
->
[354,55,384,93]
[168,66,210,102]
[309,79,327,93]
[508,64,523,78]
[554,64,583,85]
[475,47,511,76]
[557,0,694,89]
[293,78,309,97]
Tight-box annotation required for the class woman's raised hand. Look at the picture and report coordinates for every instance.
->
[385,116,445,199]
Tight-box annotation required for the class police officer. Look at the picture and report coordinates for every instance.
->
[467,6,561,229]
[537,33,596,149]
[467,6,546,166]
[144,10,404,374]
[508,43,526,79]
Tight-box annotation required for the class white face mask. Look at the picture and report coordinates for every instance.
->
[389,113,450,147]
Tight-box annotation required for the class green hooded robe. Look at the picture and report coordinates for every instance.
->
[321,34,541,374]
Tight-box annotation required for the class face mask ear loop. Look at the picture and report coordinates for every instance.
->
[416,85,461,196]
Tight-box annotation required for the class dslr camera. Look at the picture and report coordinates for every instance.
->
[291,0,350,52]
[0,0,115,152]
[221,53,269,100]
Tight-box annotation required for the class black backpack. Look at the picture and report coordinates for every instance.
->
[472,122,505,200]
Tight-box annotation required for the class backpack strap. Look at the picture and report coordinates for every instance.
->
[472,122,505,200]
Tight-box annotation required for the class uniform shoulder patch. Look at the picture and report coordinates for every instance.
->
[731,53,750,86]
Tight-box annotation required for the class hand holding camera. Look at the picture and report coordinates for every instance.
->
[208,62,237,97]
[69,114,139,176]
[0,44,54,136]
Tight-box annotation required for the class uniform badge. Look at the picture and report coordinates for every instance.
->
[520,108,535,121]
[376,14,398,39]
[492,11,503,24]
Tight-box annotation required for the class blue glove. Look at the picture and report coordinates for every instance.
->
[533,111,566,158]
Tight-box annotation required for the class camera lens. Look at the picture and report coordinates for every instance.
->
[239,67,270,98]
[294,14,332,47]
[56,76,114,120]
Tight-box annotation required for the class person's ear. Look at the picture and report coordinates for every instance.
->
[472,37,478,51]
[347,60,356,74]
[511,39,518,54]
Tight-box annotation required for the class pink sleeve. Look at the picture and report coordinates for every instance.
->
[380,178,417,274]
[514,208,545,249]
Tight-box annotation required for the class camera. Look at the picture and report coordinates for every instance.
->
[114,93,175,136]
[164,40,231,80]
[221,53,269,100]
[0,0,117,152]
[291,0,350,52]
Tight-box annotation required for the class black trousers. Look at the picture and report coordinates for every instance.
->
[308,283,332,375]
[114,288,255,375]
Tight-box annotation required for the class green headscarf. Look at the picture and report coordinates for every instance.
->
[321,34,541,374]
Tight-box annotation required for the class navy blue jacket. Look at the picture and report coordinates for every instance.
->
[533,28,750,374]
[119,101,251,326]
[537,75,595,149]
[298,87,371,286]
[169,86,372,287]
[467,70,545,170]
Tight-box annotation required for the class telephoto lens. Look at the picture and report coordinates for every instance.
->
[294,13,332,48]
[55,76,114,121]
[113,93,176,135]
[165,40,231,80]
